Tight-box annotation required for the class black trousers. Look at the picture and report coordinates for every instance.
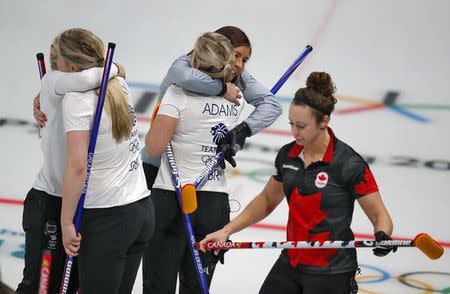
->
[259,258,357,294]
[142,162,159,191]
[17,188,79,294]
[142,188,230,294]
[78,196,154,294]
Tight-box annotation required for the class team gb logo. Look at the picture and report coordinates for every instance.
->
[210,123,229,144]
[315,171,328,188]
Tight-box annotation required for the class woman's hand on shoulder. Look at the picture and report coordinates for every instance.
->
[224,82,241,105]
[33,93,47,128]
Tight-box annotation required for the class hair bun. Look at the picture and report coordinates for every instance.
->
[306,72,336,97]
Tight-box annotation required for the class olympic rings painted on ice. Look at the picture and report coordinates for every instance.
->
[228,199,241,213]
[356,264,449,293]
[397,272,450,293]
[357,264,390,284]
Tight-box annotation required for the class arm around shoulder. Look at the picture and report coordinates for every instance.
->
[166,55,223,96]
[240,70,282,134]
[54,64,119,95]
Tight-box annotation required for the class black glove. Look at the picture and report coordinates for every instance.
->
[202,243,230,276]
[373,231,398,257]
[216,133,237,169]
[216,122,251,169]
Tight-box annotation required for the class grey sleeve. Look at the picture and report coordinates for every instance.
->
[159,55,223,98]
[240,70,283,135]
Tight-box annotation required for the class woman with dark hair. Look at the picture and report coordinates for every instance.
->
[141,25,282,189]
[200,72,396,294]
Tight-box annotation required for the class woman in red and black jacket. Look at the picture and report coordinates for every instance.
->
[200,71,396,294]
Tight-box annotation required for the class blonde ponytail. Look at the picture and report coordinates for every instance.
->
[103,78,133,143]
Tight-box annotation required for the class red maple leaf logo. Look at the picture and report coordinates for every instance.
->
[287,189,338,267]
[318,173,327,181]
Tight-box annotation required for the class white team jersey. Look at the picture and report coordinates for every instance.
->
[153,84,245,194]
[33,66,118,196]
[62,77,149,208]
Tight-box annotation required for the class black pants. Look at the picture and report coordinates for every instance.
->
[259,258,357,294]
[17,188,79,294]
[142,162,159,191]
[142,188,230,294]
[78,196,154,294]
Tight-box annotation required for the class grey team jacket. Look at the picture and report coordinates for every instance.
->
[141,54,282,167]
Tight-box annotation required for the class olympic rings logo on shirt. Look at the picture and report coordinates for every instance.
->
[201,155,216,166]
[356,264,450,293]
[129,160,139,171]
[128,139,140,153]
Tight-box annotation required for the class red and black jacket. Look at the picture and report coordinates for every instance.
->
[273,128,378,274]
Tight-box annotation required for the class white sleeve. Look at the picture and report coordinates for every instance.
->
[62,93,93,132]
[54,64,119,95]
[157,86,186,119]
[158,104,179,118]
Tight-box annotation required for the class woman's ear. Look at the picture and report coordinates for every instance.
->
[321,115,330,129]
[191,58,199,69]
[69,63,78,72]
